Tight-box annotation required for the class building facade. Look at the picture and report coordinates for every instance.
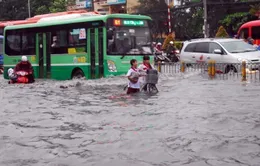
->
[71,0,140,14]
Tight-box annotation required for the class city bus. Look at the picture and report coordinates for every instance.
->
[3,13,153,80]
[238,20,260,45]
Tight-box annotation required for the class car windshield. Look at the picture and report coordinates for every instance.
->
[220,40,258,53]
[107,27,152,55]
[0,38,3,55]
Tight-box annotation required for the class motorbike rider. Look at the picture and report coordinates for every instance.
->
[14,56,35,83]
[156,42,162,52]
[8,68,18,84]
[166,41,179,62]
[166,41,176,54]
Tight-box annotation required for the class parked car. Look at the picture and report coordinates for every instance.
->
[180,38,260,73]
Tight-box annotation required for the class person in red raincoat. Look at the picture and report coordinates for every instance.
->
[14,56,35,83]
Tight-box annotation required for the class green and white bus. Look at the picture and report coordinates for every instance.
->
[3,13,153,80]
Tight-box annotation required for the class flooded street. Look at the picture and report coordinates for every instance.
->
[0,73,260,166]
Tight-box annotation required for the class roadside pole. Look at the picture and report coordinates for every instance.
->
[28,0,31,18]
[167,0,171,34]
[203,0,208,38]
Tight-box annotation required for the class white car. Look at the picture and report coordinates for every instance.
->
[180,38,260,73]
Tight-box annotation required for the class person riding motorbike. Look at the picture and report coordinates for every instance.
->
[166,41,179,62]
[8,68,18,84]
[14,56,35,83]
[156,42,162,52]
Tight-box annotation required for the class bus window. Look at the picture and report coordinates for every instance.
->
[252,26,260,39]
[239,28,249,39]
[5,31,35,56]
[51,30,68,54]
[51,28,87,54]
[69,29,84,45]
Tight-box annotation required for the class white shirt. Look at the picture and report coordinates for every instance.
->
[138,63,155,84]
[126,68,140,89]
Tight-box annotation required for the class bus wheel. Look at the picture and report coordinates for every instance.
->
[72,69,85,79]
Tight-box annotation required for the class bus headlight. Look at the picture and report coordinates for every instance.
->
[107,60,117,72]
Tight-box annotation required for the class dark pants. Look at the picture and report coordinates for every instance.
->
[143,84,148,91]
[127,87,140,94]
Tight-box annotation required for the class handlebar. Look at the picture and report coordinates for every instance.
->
[16,71,29,76]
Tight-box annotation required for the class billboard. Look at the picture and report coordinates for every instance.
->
[76,0,93,9]
[107,0,126,5]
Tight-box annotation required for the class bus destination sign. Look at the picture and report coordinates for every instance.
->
[113,19,145,26]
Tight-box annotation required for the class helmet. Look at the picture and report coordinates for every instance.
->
[21,56,28,62]
[8,68,13,76]
[170,41,174,44]
[157,42,162,45]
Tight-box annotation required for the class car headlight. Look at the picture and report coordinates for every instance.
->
[107,60,117,72]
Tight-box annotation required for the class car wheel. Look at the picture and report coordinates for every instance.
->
[72,69,85,79]
[225,65,237,74]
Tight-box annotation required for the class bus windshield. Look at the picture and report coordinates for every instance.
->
[107,26,152,55]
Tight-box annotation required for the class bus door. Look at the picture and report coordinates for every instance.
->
[37,33,51,78]
[89,27,104,79]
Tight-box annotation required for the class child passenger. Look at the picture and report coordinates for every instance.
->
[126,59,140,94]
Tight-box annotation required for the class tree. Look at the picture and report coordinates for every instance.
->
[137,0,168,39]
[249,4,260,18]
[219,12,256,36]
[0,0,75,21]
[0,0,28,21]
[215,26,229,38]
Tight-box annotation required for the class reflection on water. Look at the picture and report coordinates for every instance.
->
[0,73,260,166]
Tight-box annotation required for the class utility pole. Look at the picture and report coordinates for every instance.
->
[28,0,31,18]
[203,0,208,38]
[167,0,171,34]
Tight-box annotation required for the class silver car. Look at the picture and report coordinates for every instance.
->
[180,38,260,73]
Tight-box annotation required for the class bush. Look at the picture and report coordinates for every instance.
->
[162,33,175,50]
[174,41,183,50]
[215,26,229,38]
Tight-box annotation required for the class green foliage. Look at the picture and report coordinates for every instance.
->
[249,4,260,16]
[215,26,229,38]
[0,0,28,21]
[0,0,75,20]
[137,0,167,14]
[219,12,249,32]
[174,41,183,50]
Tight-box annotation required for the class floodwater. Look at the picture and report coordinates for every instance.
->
[0,72,260,166]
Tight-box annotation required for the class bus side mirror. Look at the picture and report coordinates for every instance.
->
[107,30,113,40]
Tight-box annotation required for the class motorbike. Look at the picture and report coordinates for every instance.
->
[9,71,30,84]
[166,50,180,63]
